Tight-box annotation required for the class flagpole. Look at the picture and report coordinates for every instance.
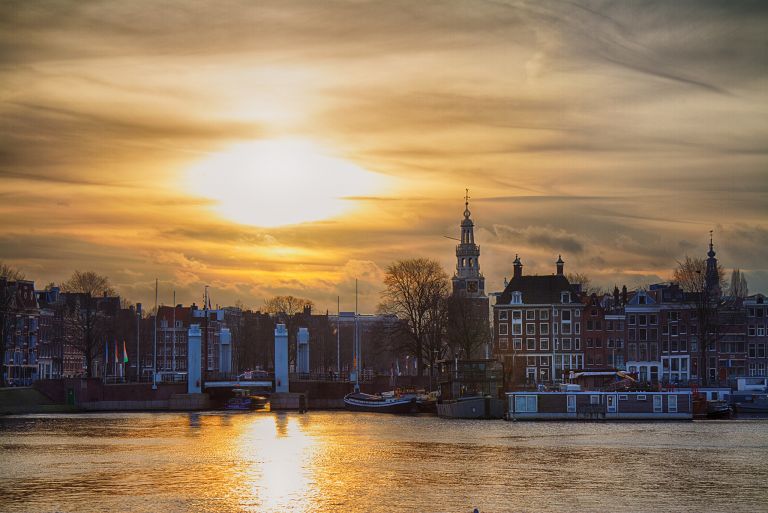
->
[336,295,340,376]
[152,278,158,390]
[172,290,176,373]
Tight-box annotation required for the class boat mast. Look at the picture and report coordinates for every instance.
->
[355,278,360,392]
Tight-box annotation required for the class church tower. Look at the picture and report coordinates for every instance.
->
[452,190,485,297]
[705,231,721,299]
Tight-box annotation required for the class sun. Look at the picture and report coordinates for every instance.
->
[185,139,385,227]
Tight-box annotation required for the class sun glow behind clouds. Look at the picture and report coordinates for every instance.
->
[186,139,386,227]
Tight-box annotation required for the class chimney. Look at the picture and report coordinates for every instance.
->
[513,254,523,279]
[556,255,564,275]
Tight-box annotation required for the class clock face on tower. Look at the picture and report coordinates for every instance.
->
[467,281,478,293]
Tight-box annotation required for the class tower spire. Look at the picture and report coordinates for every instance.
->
[452,189,484,297]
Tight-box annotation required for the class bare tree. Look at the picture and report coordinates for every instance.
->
[728,269,749,298]
[378,258,449,375]
[566,272,603,296]
[0,263,26,387]
[263,295,314,367]
[60,271,116,378]
[673,256,728,386]
[446,295,489,360]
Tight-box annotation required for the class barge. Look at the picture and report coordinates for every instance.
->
[505,390,692,421]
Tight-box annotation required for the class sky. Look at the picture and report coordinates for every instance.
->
[1,0,767,313]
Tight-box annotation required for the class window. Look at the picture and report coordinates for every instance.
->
[561,292,570,303]
[540,338,549,351]
[562,310,571,321]
[540,323,549,335]
[567,395,576,413]
[526,338,536,350]
[540,309,549,320]
[513,338,522,350]
[526,310,536,320]
[637,394,647,401]
[575,338,581,350]
[526,356,537,366]
[639,315,647,326]
[669,396,678,413]
[540,356,550,367]
[562,323,571,335]
[526,324,536,335]
[650,315,657,325]
[513,324,522,335]
[587,320,594,331]
[562,338,572,350]
[515,395,537,413]
[575,322,580,335]
[575,309,580,318]
[653,395,662,413]
[499,310,509,321]
[499,337,509,350]
[748,326,756,336]
[759,327,766,337]
[619,394,628,401]
[512,311,522,320]
[748,307,756,317]
[629,315,636,325]
[498,323,509,335]
[595,337,602,348]
[554,323,558,335]
[512,291,522,304]
[590,395,600,405]
[587,337,593,348]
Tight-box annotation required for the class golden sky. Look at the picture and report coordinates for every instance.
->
[1,1,767,312]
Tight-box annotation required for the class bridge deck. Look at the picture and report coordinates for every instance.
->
[204,381,273,388]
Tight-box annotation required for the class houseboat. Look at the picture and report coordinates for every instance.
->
[436,359,505,419]
[505,390,692,421]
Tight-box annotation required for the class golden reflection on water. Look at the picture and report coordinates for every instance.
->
[238,414,316,512]
[2,412,768,513]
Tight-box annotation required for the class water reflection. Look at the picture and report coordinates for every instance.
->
[0,413,767,513]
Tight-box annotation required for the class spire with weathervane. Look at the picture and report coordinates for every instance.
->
[452,189,485,297]
[705,230,721,299]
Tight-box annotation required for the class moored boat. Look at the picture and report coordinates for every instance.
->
[733,394,768,413]
[225,389,268,411]
[344,392,416,413]
[706,400,732,419]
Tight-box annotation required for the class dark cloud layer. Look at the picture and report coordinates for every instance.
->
[0,0,767,310]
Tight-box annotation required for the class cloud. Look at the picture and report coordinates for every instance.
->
[0,0,767,311]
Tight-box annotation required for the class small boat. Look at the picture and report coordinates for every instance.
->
[344,392,416,413]
[733,394,768,413]
[225,389,268,411]
[706,400,732,419]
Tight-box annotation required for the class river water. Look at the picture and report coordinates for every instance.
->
[1,412,767,513]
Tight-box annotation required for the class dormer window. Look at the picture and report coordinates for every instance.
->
[511,291,522,304]
[561,292,570,303]
[639,294,646,305]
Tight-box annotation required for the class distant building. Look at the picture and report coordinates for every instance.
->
[493,255,584,387]
[1,278,39,385]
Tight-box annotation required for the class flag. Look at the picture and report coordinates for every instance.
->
[114,340,119,364]
[104,340,108,371]
[123,340,129,364]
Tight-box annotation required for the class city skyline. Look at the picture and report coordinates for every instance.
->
[2,1,766,312]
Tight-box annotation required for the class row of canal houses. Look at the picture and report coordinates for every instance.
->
[490,244,768,390]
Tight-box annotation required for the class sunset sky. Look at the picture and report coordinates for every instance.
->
[1,1,766,313]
